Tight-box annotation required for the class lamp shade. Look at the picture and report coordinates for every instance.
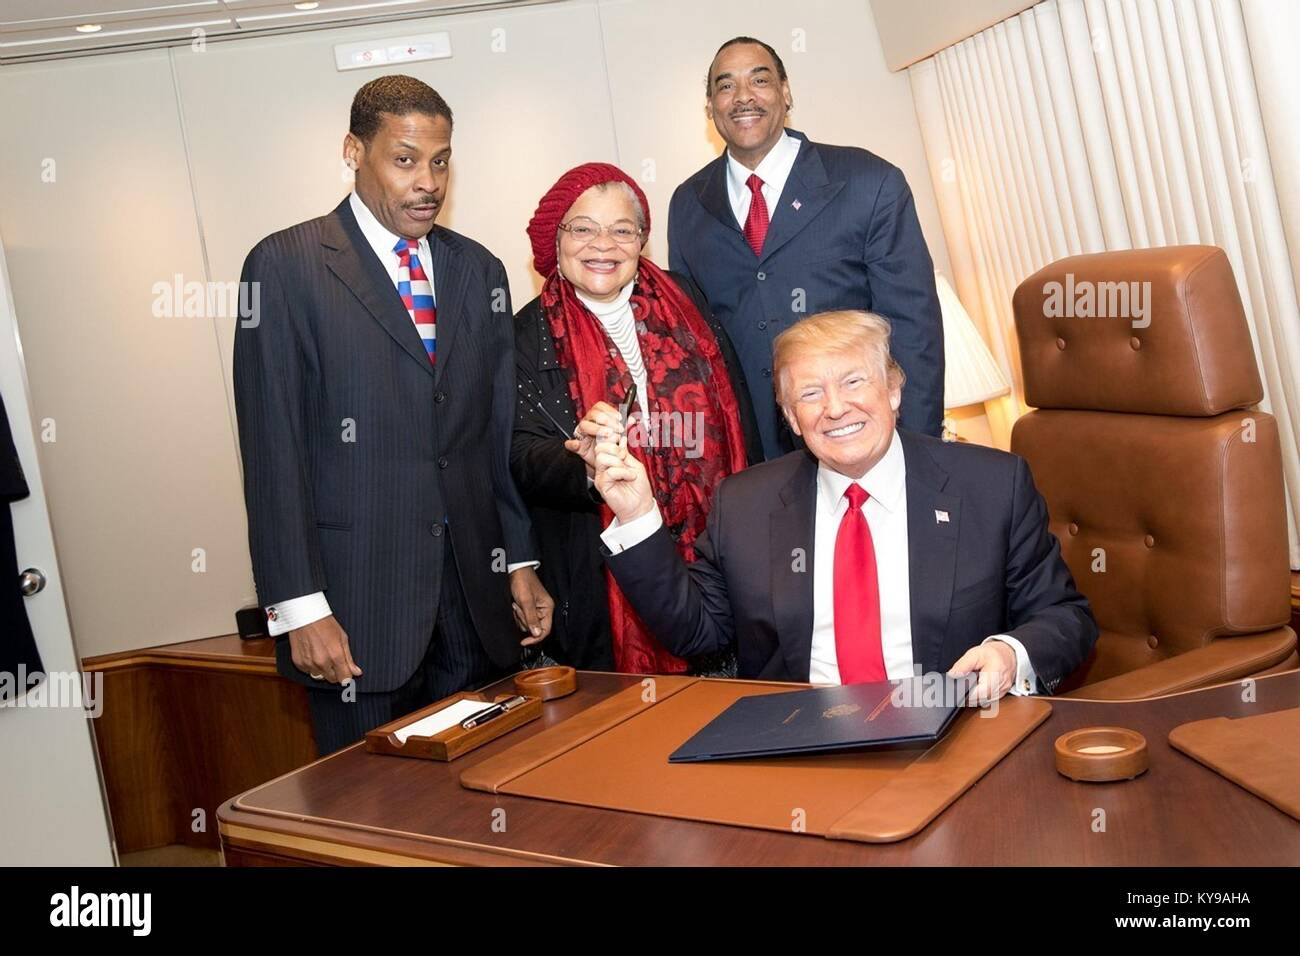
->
[936,272,1010,408]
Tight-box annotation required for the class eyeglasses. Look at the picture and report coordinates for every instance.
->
[557,217,643,245]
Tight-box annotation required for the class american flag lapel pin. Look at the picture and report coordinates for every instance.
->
[791,199,802,211]
[935,510,949,523]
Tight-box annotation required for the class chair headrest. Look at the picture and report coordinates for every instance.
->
[1012,245,1262,414]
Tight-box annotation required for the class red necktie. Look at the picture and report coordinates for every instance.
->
[833,484,886,683]
[743,173,769,257]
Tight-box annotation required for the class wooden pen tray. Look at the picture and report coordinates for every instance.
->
[366,691,542,761]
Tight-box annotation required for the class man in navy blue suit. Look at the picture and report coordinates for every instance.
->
[669,36,945,459]
[590,310,1095,699]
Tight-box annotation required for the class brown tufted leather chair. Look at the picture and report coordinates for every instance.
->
[1010,245,1297,700]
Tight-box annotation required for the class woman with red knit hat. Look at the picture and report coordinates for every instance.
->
[511,163,761,674]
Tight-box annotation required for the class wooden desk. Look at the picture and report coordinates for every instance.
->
[217,670,1300,866]
[86,634,315,853]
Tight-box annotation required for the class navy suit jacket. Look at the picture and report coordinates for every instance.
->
[233,197,534,692]
[604,430,1097,692]
[668,129,945,458]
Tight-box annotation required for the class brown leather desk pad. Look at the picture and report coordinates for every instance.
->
[460,676,1051,843]
[1168,705,1300,821]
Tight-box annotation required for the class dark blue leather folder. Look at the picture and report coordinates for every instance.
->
[668,674,978,763]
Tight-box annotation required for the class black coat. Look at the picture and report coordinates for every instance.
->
[233,196,535,692]
[510,271,763,669]
[0,391,41,679]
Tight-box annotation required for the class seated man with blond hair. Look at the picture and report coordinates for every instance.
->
[590,309,1097,700]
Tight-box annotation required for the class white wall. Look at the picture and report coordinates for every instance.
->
[0,51,252,661]
[0,0,950,659]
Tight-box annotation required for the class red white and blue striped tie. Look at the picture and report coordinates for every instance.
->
[394,238,436,366]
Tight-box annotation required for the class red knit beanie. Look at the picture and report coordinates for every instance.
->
[527,162,651,277]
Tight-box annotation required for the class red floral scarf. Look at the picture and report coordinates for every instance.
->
[542,259,748,674]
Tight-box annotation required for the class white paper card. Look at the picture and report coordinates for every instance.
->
[393,699,490,743]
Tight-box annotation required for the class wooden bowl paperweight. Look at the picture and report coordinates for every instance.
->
[514,665,577,701]
[1054,726,1148,782]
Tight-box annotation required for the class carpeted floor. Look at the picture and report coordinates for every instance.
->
[119,844,222,867]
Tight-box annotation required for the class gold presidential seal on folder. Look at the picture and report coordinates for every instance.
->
[823,703,862,719]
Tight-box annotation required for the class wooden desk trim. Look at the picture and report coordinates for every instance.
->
[87,654,278,678]
[218,820,604,868]
[222,747,607,867]
[85,634,280,678]
[220,824,455,867]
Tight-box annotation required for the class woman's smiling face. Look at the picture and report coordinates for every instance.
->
[556,185,644,302]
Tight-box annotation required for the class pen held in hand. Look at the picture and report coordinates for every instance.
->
[618,382,638,427]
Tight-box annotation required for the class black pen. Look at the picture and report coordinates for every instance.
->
[618,382,638,426]
[460,695,528,730]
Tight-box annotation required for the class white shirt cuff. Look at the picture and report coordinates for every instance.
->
[984,634,1037,696]
[600,505,664,554]
[507,561,541,573]
[265,591,332,636]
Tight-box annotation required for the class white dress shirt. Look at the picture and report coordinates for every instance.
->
[808,430,913,684]
[601,430,1038,694]
[264,191,535,638]
[348,190,436,299]
[574,280,650,421]
[724,129,803,230]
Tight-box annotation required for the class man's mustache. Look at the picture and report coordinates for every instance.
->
[404,196,440,208]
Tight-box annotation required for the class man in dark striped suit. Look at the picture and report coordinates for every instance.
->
[234,76,552,755]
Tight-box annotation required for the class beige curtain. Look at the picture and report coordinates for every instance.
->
[909,0,1300,567]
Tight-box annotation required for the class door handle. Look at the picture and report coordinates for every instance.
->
[19,567,45,596]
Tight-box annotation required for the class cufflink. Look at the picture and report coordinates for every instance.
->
[266,607,278,623]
